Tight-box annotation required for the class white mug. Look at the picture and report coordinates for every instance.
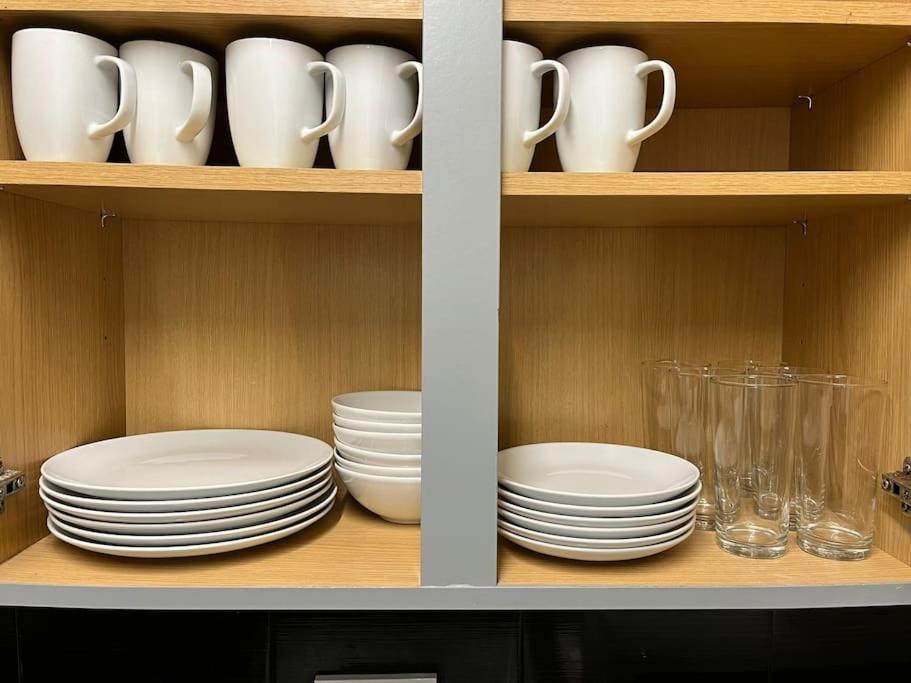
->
[556,46,676,172]
[502,40,569,172]
[120,40,218,165]
[226,38,345,168]
[11,28,136,162]
[326,44,423,170]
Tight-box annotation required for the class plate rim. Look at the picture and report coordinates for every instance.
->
[496,496,699,527]
[497,516,695,549]
[497,505,695,538]
[498,480,702,517]
[498,523,696,561]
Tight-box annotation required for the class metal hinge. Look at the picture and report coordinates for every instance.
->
[0,458,25,515]
[882,457,911,518]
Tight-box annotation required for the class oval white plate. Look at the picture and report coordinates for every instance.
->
[497,496,698,528]
[498,524,696,561]
[498,505,695,539]
[334,415,421,434]
[49,486,338,547]
[47,499,337,558]
[335,441,421,466]
[41,429,333,500]
[332,391,422,423]
[335,462,420,524]
[333,425,421,455]
[497,481,701,517]
[498,442,699,506]
[39,462,332,512]
[40,477,334,524]
[498,517,694,549]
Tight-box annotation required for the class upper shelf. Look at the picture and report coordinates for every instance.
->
[504,1,910,106]
[502,171,911,228]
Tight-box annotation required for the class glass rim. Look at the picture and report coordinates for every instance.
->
[797,373,888,388]
[710,373,797,388]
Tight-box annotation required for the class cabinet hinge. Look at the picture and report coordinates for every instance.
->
[882,457,911,518]
[0,458,25,515]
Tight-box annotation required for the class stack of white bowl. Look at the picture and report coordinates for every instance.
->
[38,429,336,558]
[498,443,701,561]
[332,391,421,524]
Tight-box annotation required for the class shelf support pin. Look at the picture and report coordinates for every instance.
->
[797,95,813,110]
[100,207,116,229]
[793,216,808,237]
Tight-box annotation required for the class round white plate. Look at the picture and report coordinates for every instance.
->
[333,425,421,455]
[333,415,421,434]
[49,486,338,547]
[334,452,420,478]
[497,496,698,528]
[40,477,335,524]
[47,499,336,558]
[498,517,694,549]
[498,505,695,539]
[41,429,333,500]
[497,481,701,517]
[39,462,332,512]
[332,391,421,423]
[498,443,699,506]
[335,441,421,466]
[498,523,696,561]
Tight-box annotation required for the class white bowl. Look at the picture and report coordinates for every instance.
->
[498,516,694,549]
[498,442,699,506]
[498,481,702,518]
[335,441,421,467]
[332,391,421,423]
[334,414,421,434]
[497,496,699,528]
[498,504,695,539]
[334,451,420,478]
[335,462,421,524]
[333,425,421,455]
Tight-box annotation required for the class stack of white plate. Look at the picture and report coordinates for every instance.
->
[498,443,701,561]
[39,429,336,558]
[332,391,421,524]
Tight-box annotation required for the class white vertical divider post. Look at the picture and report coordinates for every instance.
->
[421,0,502,586]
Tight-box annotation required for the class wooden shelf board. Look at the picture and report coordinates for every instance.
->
[502,171,911,227]
[0,494,420,588]
[498,530,911,588]
[0,162,422,224]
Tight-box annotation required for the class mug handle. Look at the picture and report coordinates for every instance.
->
[87,55,137,139]
[175,60,213,143]
[626,60,676,146]
[301,61,346,144]
[522,59,569,147]
[390,61,423,146]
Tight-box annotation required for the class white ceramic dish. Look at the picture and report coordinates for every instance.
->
[335,441,421,467]
[334,451,420,478]
[335,462,420,524]
[498,505,695,539]
[47,500,335,558]
[498,442,699,506]
[497,481,702,517]
[49,486,337,547]
[333,414,421,434]
[498,523,695,561]
[498,517,694,549]
[41,429,333,500]
[39,462,332,512]
[332,391,421,423]
[39,477,334,524]
[333,425,421,455]
[497,496,698,528]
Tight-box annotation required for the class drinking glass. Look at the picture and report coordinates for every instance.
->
[640,360,679,454]
[796,374,888,560]
[674,363,713,529]
[711,374,796,559]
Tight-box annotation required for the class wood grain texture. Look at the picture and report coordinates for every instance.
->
[499,225,785,448]
[0,494,420,587]
[498,530,911,586]
[122,219,420,440]
[0,193,124,563]
[0,31,21,160]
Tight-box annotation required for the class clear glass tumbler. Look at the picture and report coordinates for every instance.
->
[674,363,713,529]
[640,360,679,454]
[796,374,888,561]
[711,374,796,559]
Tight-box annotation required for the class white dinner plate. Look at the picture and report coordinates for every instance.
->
[332,391,421,423]
[497,496,698,528]
[333,414,421,434]
[335,441,421,466]
[333,425,421,455]
[498,505,695,539]
[40,477,335,524]
[49,486,338,547]
[39,462,332,512]
[47,499,336,558]
[498,517,694,549]
[41,429,333,500]
[498,523,696,561]
[498,443,699,506]
[497,481,702,517]
[334,451,420,478]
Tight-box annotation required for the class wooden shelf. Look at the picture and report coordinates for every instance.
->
[504,1,910,106]
[0,162,421,224]
[502,171,911,227]
[498,530,911,588]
